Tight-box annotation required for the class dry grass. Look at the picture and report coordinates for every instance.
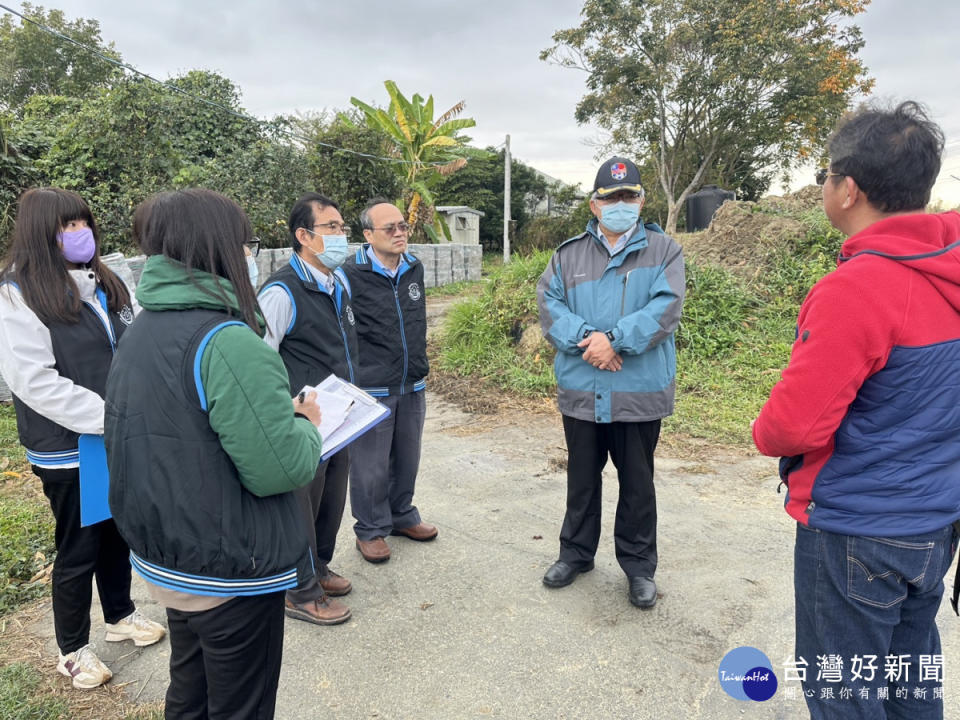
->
[0,601,163,719]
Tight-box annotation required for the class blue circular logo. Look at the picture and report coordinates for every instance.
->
[718,647,778,702]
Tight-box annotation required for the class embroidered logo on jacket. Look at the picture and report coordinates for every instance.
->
[119,305,134,326]
[345,305,356,325]
[408,283,422,301]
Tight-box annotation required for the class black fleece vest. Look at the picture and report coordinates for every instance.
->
[13,283,131,453]
[104,307,312,587]
[341,252,428,394]
[262,260,359,393]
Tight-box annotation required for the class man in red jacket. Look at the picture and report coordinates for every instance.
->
[753,102,960,719]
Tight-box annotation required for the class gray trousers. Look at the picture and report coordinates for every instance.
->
[349,391,426,541]
[286,448,349,604]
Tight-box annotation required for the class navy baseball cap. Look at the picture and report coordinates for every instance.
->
[593,157,644,197]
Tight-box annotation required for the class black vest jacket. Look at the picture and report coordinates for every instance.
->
[262,257,359,393]
[341,248,428,395]
[104,308,312,593]
[13,284,130,454]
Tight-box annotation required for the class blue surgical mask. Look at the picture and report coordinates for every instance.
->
[246,255,259,287]
[599,202,640,234]
[312,233,349,270]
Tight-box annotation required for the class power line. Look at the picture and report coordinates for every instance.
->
[0,2,457,168]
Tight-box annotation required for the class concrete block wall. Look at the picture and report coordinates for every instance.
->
[0,244,482,402]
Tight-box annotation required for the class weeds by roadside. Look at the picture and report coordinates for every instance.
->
[434,208,844,446]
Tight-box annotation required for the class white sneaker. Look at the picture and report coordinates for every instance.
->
[57,644,112,689]
[104,608,166,647]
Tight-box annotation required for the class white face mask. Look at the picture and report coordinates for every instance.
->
[246,255,259,287]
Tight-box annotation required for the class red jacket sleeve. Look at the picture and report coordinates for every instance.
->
[752,269,899,457]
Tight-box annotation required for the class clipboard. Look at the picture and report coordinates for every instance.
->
[304,375,391,461]
[78,434,111,526]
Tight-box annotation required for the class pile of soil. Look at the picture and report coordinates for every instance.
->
[679,184,822,280]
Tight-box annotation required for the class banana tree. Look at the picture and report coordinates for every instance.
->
[350,80,485,242]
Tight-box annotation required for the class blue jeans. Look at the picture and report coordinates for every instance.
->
[794,523,957,719]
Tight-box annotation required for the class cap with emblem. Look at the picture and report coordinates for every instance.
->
[593,157,644,197]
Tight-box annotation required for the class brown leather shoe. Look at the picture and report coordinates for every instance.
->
[390,521,438,542]
[319,569,352,597]
[356,537,391,563]
[284,595,351,626]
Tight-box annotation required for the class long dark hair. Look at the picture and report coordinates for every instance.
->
[135,189,260,330]
[0,187,131,324]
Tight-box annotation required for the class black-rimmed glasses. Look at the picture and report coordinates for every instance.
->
[245,238,261,256]
[596,191,644,204]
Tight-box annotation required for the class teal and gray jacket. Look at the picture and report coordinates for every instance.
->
[537,219,685,423]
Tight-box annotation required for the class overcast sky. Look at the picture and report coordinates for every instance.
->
[12,0,960,206]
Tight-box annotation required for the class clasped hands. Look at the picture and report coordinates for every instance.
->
[578,331,622,372]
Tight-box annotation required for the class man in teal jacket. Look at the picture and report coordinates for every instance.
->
[536,157,685,609]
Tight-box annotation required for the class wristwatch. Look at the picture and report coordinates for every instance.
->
[605,330,615,343]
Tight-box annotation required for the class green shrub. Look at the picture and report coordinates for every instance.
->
[436,212,839,445]
[438,251,555,395]
[676,262,757,357]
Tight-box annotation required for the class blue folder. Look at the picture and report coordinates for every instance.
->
[78,434,111,526]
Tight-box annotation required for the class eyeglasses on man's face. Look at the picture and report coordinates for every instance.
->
[815,168,845,186]
[245,238,261,256]
[597,191,644,204]
[310,221,352,237]
[371,222,411,235]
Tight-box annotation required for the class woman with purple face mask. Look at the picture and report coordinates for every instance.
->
[0,188,165,690]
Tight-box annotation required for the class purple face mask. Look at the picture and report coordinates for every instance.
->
[58,227,96,264]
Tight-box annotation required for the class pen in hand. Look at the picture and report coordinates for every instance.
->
[293,390,322,426]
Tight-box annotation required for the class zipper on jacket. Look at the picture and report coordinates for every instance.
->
[393,281,409,388]
[329,293,356,384]
[83,295,117,353]
[620,268,641,316]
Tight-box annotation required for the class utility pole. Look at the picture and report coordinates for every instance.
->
[503,134,511,264]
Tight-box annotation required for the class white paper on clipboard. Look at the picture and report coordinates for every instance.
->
[301,374,391,460]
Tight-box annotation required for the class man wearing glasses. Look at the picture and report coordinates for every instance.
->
[754,102,960,717]
[536,157,685,609]
[342,198,435,564]
[256,192,357,625]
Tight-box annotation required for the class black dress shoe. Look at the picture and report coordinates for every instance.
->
[542,559,595,588]
[628,576,657,608]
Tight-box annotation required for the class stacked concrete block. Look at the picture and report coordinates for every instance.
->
[464,245,482,282]
[101,252,138,290]
[407,244,436,288]
[126,255,147,286]
[434,245,453,287]
[450,244,465,283]
[270,247,293,275]
[252,252,272,290]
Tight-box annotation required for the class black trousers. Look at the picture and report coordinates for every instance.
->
[165,592,285,720]
[286,448,349,604]
[559,416,661,577]
[36,465,134,654]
